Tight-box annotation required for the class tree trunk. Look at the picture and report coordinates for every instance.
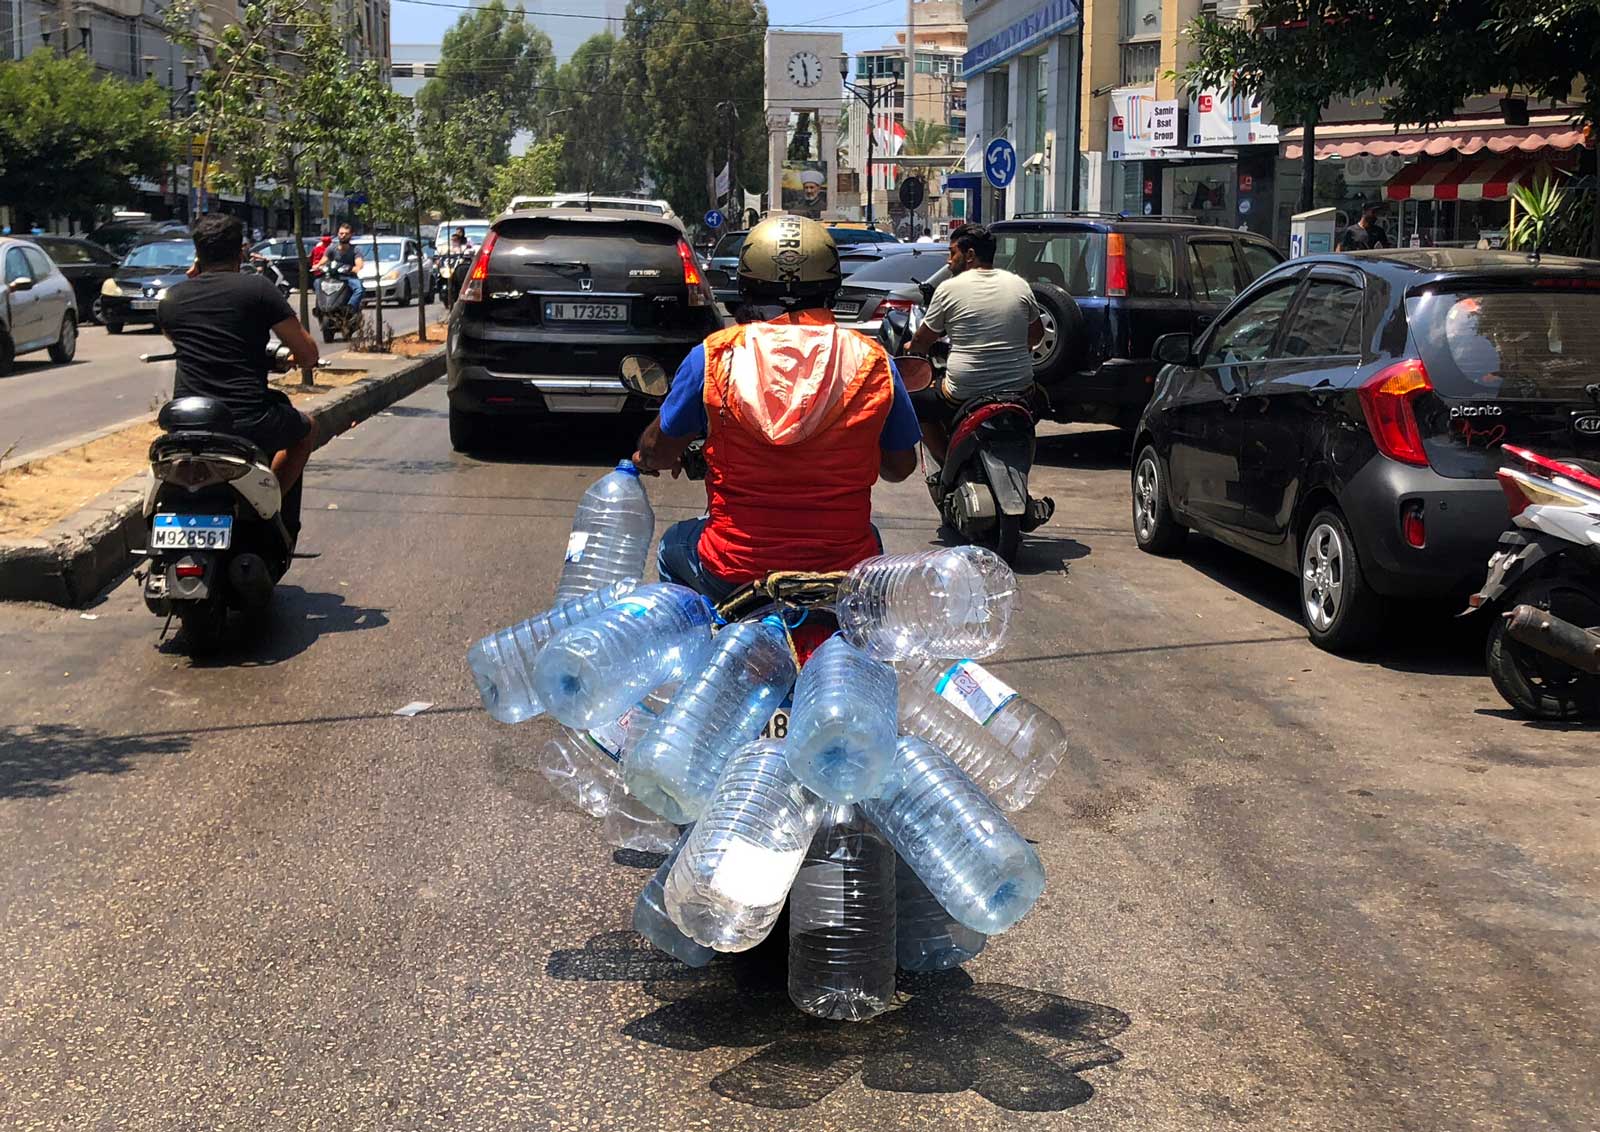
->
[1300,116,1317,214]
[290,168,311,346]
[414,199,427,343]
[370,229,385,351]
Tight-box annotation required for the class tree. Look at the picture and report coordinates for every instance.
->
[902,121,951,157]
[488,140,564,214]
[415,0,556,167]
[0,51,174,229]
[433,93,517,210]
[1181,2,1399,211]
[550,34,643,194]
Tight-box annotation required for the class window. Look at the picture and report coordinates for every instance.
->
[1407,290,1600,401]
[994,231,1105,297]
[1123,0,1162,38]
[1281,279,1364,357]
[23,247,54,279]
[1126,235,1176,297]
[39,239,91,264]
[1201,284,1297,367]
[1120,41,1159,86]
[4,248,30,283]
[1239,241,1282,282]
[1188,241,1241,303]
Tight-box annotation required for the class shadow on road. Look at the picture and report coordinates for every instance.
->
[546,929,1130,1112]
[163,585,388,667]
[1034,426,1132,471]
[458,417,643,469]
[0,722,190,799]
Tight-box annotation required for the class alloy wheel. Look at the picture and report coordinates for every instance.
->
[60,318,76,356]
[1032,309,1058,365]
[1302,522,1345,632]
[1134,456,1159,542]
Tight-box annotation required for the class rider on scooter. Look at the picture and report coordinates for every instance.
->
[631,215,921,602]
[905,224,1045,463]
[327,223,366,311]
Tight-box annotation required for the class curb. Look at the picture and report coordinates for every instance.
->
[0,348,446,608]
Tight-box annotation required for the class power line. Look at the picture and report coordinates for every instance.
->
[391,0,965,29]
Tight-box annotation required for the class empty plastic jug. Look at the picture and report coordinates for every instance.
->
[625,617,798,824]
[633,829,715,967]
[535,686,670,821]
[533,584,715,730]
[467,579,638,724]
[898,659,1068,812]
[835,547,1017,661]
[895,856,986,971]
[603,781,681,853]
[556,460,655,601]
[788,806,897,1020]
[861,735,1044,935]
[664,740,822,952]
[785,634,899,804]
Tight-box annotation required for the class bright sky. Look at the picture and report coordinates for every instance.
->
[389,0,908,57]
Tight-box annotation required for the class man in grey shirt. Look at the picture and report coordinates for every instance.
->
[907,224,1044,461]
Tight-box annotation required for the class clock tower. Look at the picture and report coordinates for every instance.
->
[764,30,845,220]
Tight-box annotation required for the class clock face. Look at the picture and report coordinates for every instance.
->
[787,51,822,88]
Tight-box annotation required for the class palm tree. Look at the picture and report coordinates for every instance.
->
[902,120,951,157]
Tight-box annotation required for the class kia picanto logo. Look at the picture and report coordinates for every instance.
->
[1575,414,1600,436]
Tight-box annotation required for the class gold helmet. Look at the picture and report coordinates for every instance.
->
[736,214,842,306]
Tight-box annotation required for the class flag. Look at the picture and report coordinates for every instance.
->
[715,163,731,200]
[962,132,983,173]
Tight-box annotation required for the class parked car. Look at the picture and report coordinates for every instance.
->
[98,238,195,334]
[1131,248,1600,652]
[1,236,79,373]
[24,234,119,324]
[988,216,1284,428]
[87,219,189,258]
[355,236,427,306]
[445,206,723,450]
[831,246,951,337]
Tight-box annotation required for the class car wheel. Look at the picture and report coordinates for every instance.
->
[48,313,77,363]
[1485,574,1600,721]
[1299,508,1386,653]
[321,323,336,344]
[1029,282,1088,387]
[401,281,412,307]
[449,407,488,452]
[105,321,124,335]
[1132,445,1187,555]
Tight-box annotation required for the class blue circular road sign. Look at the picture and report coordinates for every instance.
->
[704,209,726,229]
[983,138,1017,189]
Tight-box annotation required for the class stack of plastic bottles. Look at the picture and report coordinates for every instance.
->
[466,465,1072,1018]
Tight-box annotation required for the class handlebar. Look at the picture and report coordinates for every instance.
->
[139,352,177,363]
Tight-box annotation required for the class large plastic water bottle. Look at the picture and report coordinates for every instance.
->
[898,659,1068,813]
[664,740,822,952]
[603,780,681,853]
[533,584,715,729]
[835,547,1017,661]
[784,634,899,804]
[861,735,1044,935]
[788,805,897,1020]
[467,579,639,724]
[624,618,798,824]
[633,829,715,968]
[556,460,654,601]
[535,686,670,821]
[895,856,986,971]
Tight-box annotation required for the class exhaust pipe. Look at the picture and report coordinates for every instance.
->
[1505,605,1600,674]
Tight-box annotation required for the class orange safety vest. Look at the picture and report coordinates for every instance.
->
[697,309,897,583]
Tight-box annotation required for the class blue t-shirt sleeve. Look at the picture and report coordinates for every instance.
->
[658,345,708,437]
[880,359,922,451]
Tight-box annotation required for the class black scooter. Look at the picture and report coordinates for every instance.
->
[313,261,362,343]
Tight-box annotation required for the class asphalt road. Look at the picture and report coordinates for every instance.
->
[1,380,1595,1130]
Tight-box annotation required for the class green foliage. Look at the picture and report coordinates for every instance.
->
[488,140,565,213]
[1508,174,1596,257]
[0,51,175,227]
[415,0,556,167]
[549,34,642,194]
[902,121,951,157]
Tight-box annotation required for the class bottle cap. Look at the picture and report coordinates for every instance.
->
[615,459,640,476]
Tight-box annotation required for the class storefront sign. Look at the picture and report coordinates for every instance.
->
[963,0,1082,78]
[1239,174,1253,192]
[1108,90,1179,160]
[1190,87,1280,147]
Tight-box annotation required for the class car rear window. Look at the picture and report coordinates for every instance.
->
[712,231,747,258]
[993,230,1104,297]
[843,251,945,284]
[1408,290,1600,401]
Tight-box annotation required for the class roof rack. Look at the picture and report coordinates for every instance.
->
[1007,210,1201,223]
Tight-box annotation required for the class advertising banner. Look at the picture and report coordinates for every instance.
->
[1108,90,1179,161]
[1190,87,1280,147]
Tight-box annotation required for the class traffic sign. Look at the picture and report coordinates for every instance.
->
[704,209,726,229]
[348,191,368,207]
[983,138,1017,189]
[898,176,926,211]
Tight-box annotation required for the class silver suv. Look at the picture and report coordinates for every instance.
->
[1,236,78,374]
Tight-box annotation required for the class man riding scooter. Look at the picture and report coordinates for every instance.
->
[327,223,366,312]
[631,215,921,602]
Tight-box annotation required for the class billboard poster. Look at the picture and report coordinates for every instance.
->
[782,160,829,219]
[1190,87,1280,147]
[1108,89,1179,161]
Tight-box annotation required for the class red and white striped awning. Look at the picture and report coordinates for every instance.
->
[1384,158,1547,202]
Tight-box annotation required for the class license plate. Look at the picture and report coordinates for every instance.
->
[759,708,789,741]
[545,301,626,322]
[833,302,862,318]
[151,513,232,550]
[131,299,158,311]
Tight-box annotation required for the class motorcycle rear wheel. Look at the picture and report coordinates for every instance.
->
[992,514,1021,565]
[1485,574,1600,721]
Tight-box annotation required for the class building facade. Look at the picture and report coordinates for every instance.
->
[516,0,624,64]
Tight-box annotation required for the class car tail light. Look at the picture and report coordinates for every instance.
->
[677,239,711,307]
[1402,501,1426,548]
[1105,232,1128,297]
[1357,358,1432,467]
[871,297,919,321]
[458,232,497,303]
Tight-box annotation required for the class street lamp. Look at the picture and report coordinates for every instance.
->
[837,52,897,228]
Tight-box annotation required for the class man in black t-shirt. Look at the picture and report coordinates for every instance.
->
[327,222,366,310]
[158,212,323,494]
[1336,202,1390,252]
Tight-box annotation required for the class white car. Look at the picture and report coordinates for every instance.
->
[1,236,78,374]
[505,194,675,219]
[355,236,427,306]
[433,219,493,261]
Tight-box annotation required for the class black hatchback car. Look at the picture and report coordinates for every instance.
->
[446,208,725,450]
[1131,249,1600,651]
[24,235,120,323]
[988,216,1284,428]
[97,238,196,333]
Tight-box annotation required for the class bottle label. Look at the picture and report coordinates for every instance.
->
[612,599,650,618]
[933,660,1018,726]
[564,531,590,563]
[712,839,805,907]
[586,699,659,762]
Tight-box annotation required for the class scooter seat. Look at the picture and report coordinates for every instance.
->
[149,429,268,467]
[158,396,235,433]
[949,391,1036,430]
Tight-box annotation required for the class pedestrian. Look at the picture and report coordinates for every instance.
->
[916,227,937,244]
[1336,202,1390,252]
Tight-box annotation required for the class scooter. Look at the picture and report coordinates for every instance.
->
[137,344,317,649]
[313,260,362,344]
[245,255,292,301]
[1466,444,1600,721]
[877,308,1052,565]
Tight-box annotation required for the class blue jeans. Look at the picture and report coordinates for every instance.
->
[346,275,364,310]
[656,517,886,604]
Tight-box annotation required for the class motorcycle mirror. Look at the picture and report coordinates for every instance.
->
[895,355,935,393]
[619,355,670,397]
